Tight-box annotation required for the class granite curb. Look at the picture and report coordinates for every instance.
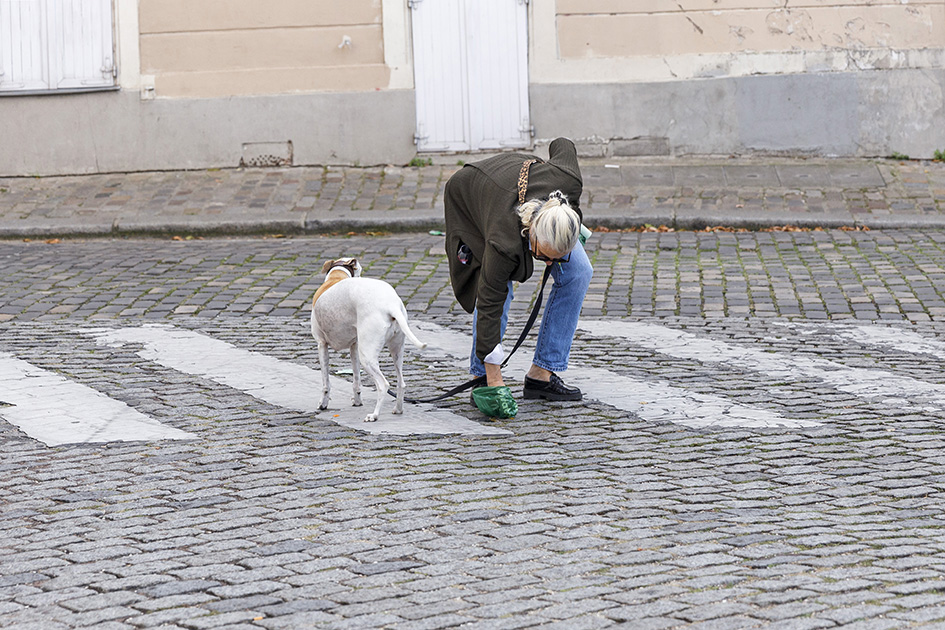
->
[5,213,945,240]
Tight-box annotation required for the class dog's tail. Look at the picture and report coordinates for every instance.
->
[392,309,427,349]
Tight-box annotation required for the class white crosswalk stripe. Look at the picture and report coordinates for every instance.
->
[413,321,814,429]
[580,320,945,413]
[0,352,196,446]
[775,321,945,361]
[87,325,510,436]
[8,318,945,446]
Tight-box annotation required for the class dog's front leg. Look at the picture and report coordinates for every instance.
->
[317,341,331,410]
[349,341,362,407]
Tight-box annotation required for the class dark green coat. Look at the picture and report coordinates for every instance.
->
[444,137,584,362]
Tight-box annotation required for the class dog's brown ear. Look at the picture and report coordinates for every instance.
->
[321,260,334,274]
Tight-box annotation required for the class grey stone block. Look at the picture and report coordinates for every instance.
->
[612,137,671,157]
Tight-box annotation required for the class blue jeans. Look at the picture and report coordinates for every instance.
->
[470,242,593,377]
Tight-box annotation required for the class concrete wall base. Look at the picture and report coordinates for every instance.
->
[532,69,945,160]
[0,89,418,176]
[3,68,944,176]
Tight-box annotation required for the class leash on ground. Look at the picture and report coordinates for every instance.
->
[390,266,552,404]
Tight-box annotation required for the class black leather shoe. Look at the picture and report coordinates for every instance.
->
[469,383,485,405]
[523,373,582,401]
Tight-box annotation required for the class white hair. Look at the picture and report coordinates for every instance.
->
[517,190,580,254]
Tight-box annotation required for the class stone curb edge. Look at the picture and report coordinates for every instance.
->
[2,214,945,240]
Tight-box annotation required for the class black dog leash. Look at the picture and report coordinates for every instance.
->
[394,266,552,404]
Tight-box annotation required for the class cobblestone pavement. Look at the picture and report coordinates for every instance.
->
[5,233,945,629]
[2,157,945,238]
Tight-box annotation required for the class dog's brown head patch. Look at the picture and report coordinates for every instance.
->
[321,257,362,277]
[314,257,363,308]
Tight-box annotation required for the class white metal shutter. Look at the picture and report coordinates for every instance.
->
[411,0,530,152]
[0,0,114,93]
[50,0,115,89]
[465,0,529,150]
[411,0,471,152]
[0,0,50,90]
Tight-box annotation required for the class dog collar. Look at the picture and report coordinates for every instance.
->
[329,266,354,278]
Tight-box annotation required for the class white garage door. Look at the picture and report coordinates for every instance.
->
[411,0,531,152]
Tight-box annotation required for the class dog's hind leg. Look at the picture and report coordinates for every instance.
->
[349,341,363,407]
[389,334,405,414]
[317,341,331,410]
[357,338,389,422]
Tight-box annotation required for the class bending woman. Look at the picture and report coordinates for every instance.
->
[443,137,593,406]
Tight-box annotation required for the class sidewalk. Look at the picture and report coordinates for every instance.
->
[1,156,944,238]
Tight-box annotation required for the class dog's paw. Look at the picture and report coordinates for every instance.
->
[364,414,378,422]
[318,400,329,410]
[393,407,403,415]
[352,399,363,407]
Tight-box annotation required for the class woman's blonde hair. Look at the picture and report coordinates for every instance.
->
[518,190,580,254]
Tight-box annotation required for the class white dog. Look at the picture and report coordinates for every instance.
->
[310,257,426,422]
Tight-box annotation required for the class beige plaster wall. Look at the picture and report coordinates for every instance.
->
[138,0,390,98]
[558,3,943,58]
[535,0,945,83]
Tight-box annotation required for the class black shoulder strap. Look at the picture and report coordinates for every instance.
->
[501,265,551,369]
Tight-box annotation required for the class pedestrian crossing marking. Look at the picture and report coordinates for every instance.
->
[579,320,945,413]
[7,319,945,446]
[776,321,945,361]
[412,321,815,429]
[87,325,511,437]
[0,352,196,446]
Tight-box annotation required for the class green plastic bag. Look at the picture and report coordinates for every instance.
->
[579,223,592,246]
[472,386,518,419]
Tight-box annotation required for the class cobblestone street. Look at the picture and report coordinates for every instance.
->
[5,232,945,628]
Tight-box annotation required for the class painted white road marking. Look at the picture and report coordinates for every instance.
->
[580,320,945,412]
[775,321,945,361]
[413,321,812,429]
[87,325,510,436]
[17,317,939,444]
[0,353,196,446]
